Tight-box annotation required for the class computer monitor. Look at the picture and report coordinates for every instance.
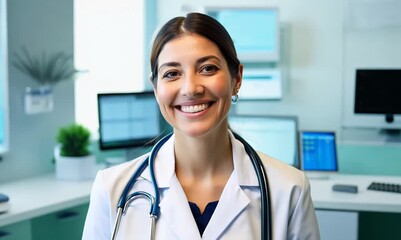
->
[355,69,401,125]
[206,7,280,62]
[299,131,338,175]
[97,92,164,150]
[228,114,299,168]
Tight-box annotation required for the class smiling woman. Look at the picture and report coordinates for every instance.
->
[0,0,9,155]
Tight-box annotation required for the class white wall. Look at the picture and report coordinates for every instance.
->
[0,0,75,183]
[342,0,401,143]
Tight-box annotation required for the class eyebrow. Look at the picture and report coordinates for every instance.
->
[196,55,222,66]
[158,55,222,72]
[158,62,180,72]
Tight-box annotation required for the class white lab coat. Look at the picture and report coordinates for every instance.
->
[83,132,320,240]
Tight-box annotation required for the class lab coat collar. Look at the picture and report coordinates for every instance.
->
[159,175,202,239]
[202,168,251,239]
[159,168,251,240]
[141,134,176,188]
[229,130,260,187]
[140,130,260,188]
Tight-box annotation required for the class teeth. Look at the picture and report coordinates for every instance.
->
[181,104,209,113]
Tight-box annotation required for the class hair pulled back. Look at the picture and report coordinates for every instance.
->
[149,12,240,86]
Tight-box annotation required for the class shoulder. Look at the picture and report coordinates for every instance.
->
[93,153,150,202]
[97,154,148,189]
[258,151,309,191]
[257,153,319,238]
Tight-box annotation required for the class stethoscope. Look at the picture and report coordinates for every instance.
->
[111,132,272,240]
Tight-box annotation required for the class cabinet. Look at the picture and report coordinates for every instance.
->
[0,204,88,240]
[0,221,32,240]
[31,203,88,240]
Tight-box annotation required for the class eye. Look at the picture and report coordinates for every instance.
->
[162,70,181,80]
[200,64,219,75]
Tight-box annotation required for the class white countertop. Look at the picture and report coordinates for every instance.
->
[309,174,401,213]
[0,173,94,227]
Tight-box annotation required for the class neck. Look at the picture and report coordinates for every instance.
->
[174,128,233,180]
[173,128,234,211]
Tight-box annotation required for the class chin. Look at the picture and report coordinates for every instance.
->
[177,124,213,138]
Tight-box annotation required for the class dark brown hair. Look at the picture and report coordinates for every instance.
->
[149,12,240,86]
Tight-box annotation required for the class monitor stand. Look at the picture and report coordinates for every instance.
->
[305,172,333,180]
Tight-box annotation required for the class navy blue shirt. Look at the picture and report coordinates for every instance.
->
[189,201,219,236]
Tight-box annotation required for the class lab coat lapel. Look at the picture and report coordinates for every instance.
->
[141,134,175,188]
[159,176,201,240]
[202,169,250,240]
[141,134,201,238]
[202,131,258,239]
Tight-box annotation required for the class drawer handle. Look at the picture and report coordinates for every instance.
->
[0,231,11,238]
[57,210,80,221]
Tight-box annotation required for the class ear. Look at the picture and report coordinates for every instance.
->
[232,64,243,95]
[153,87,159,104]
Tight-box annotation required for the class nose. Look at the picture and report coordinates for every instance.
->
[180,73,204,97]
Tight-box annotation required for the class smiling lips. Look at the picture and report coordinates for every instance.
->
[179,103,211,113]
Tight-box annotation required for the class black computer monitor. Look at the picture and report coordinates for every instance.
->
[228,114,299,168]
[355,69,401,124]
[97,91,166,150]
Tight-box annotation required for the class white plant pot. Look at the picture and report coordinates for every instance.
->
[55,146,97,180]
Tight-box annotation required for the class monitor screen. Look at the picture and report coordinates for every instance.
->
[206,7,279,62]
[228,115,299,168]
[97,92,163,150]
[355,69,401,115]
[299,131,338,172]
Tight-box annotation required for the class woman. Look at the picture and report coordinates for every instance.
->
[83,12,320,240]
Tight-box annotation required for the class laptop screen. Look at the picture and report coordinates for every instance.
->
[299,131,338,172]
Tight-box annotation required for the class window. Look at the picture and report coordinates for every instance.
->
[74,0,154,135]
[0,0,9,154]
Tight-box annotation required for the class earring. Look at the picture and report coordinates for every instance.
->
[232,87,239,104]
[231,94,239,104]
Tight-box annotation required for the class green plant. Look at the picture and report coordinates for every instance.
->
[12,46,80,86]
[57,124,91,157]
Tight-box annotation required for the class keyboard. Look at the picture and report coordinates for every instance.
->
[367,182,401,194]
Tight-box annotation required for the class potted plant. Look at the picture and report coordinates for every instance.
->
[54,123,96,180]
[12,47,85,114]
[12,46,80,87]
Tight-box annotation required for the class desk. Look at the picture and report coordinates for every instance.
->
[0,173,93,227]
[309,174,401,240]
[309,174,401,213]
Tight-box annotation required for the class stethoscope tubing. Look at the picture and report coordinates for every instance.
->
[113,132,271,240]
[232,132,272,240]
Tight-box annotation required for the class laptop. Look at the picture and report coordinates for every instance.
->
[299,131,338,179]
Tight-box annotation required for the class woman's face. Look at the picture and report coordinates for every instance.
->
[154,34,242,137]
